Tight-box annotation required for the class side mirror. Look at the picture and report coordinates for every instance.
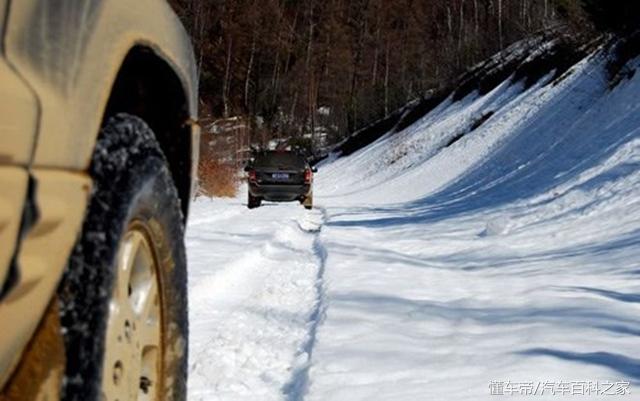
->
[311,166,318,173]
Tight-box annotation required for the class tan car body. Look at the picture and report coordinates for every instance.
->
[0,0,198,391]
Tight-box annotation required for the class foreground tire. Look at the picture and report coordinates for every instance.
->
[248,193,262,209]
[58,114,188,401]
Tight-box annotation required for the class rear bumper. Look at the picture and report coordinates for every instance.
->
[249,183,311,202]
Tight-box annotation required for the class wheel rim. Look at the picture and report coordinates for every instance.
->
[101,222,162,401]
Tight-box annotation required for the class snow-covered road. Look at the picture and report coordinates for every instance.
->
[187,199,327,401]
[186,49,640,401]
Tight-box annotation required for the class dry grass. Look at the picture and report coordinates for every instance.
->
[196,158,239,198]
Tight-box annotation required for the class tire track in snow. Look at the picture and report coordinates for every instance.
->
[282,207,329,401]
[187,202,329,401]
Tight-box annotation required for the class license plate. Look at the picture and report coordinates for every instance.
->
[272,173,290,180]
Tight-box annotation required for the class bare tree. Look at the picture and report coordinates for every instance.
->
[169,0,566,150]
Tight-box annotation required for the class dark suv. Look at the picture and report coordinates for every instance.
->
[245,151,317,209]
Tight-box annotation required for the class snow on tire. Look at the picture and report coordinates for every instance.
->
[58,114,188,401]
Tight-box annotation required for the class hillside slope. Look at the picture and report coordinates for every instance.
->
[318,41,636,206]
[308,43,640,400]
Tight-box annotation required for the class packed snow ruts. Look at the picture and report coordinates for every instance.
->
[187,199,327,401]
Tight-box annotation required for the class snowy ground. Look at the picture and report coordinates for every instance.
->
[187,198,325,401]
[187,50,640,401]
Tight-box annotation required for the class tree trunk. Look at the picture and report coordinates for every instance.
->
[498,0,504,49]
[474,0,479,35]
[223,38,233,118]
[384,41,390,116]
[458,0,466,53]
[372,26,381,85]
[245,33,257,111]
[306,0,316,140]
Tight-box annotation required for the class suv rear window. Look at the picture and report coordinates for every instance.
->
[253,152,306,169]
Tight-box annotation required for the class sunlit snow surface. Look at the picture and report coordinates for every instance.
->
[187,53,640,401]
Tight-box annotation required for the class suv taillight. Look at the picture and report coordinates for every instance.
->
[304,168,312,184]
[249,170,257,182]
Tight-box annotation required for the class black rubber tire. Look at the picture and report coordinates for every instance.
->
[303,192,313,210]
[248,193,262,209]
[58,114,188,401]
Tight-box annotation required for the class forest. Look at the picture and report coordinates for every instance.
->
[168,0,638,153]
